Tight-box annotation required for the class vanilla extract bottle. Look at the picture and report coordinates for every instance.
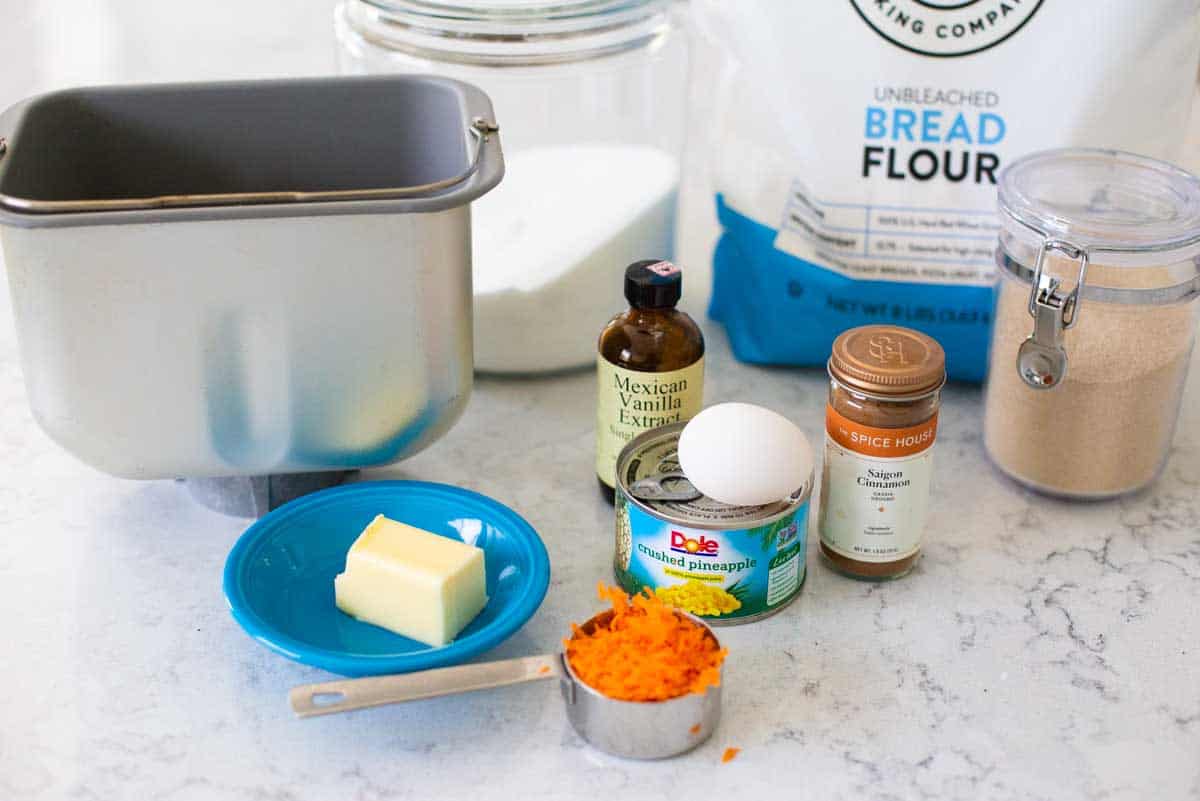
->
[595,260,705,502]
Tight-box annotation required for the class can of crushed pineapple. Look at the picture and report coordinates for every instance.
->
[614,423,812,625]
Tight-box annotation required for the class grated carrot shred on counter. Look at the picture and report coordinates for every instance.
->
[721,747,740,764]
[564,583,727,702]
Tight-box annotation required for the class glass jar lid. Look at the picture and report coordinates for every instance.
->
[364,0,660,21]
[999,148,1200,267]
[998,149,1200,390]
[997,148,1200,308]
[341,0,672,65]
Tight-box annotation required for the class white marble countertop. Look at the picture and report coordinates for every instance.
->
[2,298,1198,800]
[1,3,1199,800]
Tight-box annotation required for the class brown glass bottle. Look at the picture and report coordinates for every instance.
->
[595,260,705,503]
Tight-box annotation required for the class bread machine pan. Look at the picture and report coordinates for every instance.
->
[0,76,503,506]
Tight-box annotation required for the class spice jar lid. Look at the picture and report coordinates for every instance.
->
[999,148,1200,268]
[828,325,945,396]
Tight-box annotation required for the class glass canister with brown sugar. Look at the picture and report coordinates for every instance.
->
[984,148,1200,498]
[818,325,946,580]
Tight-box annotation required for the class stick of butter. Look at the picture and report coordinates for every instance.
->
[334,514,488,647]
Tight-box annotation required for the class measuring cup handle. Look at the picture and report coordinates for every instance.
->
[289,654,562,718]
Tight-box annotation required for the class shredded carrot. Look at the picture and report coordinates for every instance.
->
[689,723,702,735]
[721,747,740,764]
[537,665,551,675]
[564,583,727,702]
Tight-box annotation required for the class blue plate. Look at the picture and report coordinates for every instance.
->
[222,480,550,677]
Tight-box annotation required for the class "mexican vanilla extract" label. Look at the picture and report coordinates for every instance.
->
[595,359,703,488]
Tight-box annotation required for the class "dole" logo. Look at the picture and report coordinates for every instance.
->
[670,530,719,557]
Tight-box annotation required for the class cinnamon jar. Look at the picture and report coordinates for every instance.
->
[818,325,945,580]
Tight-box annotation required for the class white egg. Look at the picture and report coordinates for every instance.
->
[677,402,813,507]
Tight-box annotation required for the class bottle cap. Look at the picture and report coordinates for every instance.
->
[828,325,946,396]
[625,260,682,308]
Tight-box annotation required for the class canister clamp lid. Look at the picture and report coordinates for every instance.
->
[998,148,1200,265]
[998,148,1200,389]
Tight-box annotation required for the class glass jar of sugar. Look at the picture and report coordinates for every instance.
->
[337,0,688,374]
[985,148,1200,498]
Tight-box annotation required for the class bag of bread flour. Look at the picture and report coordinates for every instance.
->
[698,1,1200,380]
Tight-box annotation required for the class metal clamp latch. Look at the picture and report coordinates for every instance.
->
[1017,239,1089,389]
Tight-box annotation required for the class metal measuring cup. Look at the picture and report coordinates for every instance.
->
[288,610,723,760]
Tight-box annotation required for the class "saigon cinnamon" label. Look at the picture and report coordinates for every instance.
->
[819,404,938,563]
